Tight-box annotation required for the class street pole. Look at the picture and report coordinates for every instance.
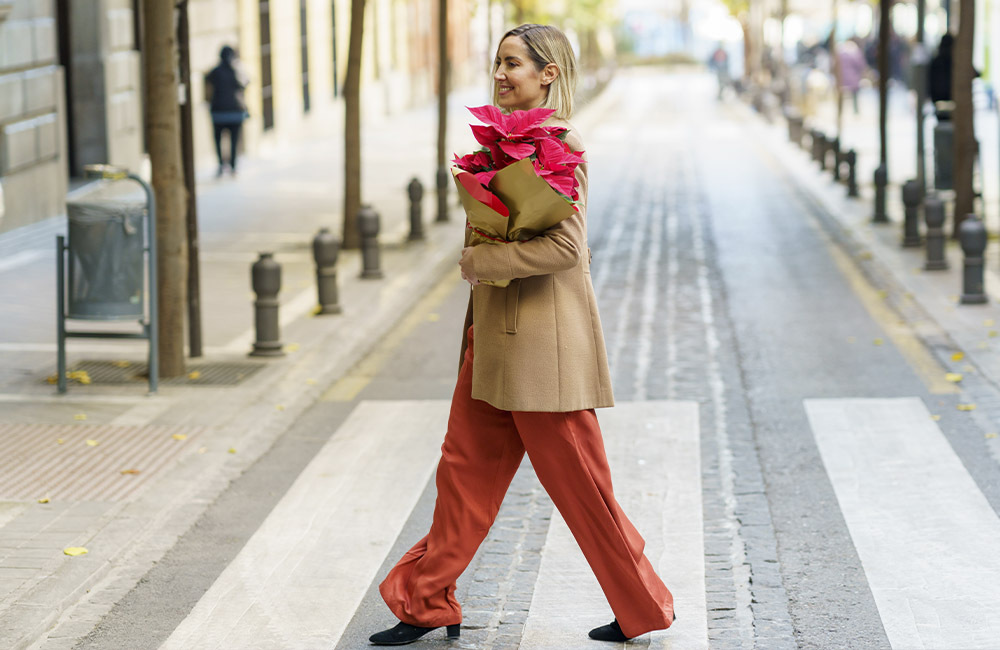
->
[436,0,449,223]
[915,0,927,197]
[874,0,891,223]
[177,0,203,358]
[832,0,843,141]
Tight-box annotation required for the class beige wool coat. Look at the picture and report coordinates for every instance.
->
[459,120,614,412]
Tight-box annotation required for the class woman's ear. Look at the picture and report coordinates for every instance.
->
[541,63,559,86]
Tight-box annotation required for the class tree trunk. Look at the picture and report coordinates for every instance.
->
[143,0,187,377]
[952,0,976,234]
[436,0,448,222]
[342,0,365,249]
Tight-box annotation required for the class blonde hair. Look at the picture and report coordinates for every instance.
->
[492,24,577,119]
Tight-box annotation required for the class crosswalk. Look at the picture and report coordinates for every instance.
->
[160,398,1000,649]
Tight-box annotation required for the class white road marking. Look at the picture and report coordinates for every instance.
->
[520,401,707,650]
[160,400,449,650]
[806,397,1000,649]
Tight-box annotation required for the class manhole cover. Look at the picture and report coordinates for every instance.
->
[47,360,266,386]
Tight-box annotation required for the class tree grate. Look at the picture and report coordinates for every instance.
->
[49,360,266,386]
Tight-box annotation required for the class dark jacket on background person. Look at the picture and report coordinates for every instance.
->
[205,46,248,123]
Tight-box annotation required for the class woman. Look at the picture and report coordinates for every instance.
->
[369,24,676,646]
[204,45,249,176]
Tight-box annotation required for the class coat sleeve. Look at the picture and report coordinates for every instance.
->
[467,130,589,283]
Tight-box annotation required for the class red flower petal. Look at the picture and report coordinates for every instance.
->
[467,105,506,130]
[498,139,535,160]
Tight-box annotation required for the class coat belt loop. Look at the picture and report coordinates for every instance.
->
[505,279,520,334]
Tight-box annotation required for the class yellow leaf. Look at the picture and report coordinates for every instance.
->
[986,433,998,439]
[427,313,441,322]
[873,338,884,346]
[285,343,300,352]
[46,375,57,384]
[275,404,285,411]
[187,371,201,380]
[945,373,963,383]
[38,496,50,504]
[986,319,996,327]
[311,305,322,315]
[877,290,888,300]
[120,468,141,475]
[931,415,941,421]
[85,439,98,446]
[74,414,87,421]
[111,360,131,368]
[951,352,965,361]
[172,433,188,441]
[989,331,998,338]
[228,447,237,454]
[56,438,65,445]
[858,251,873,260]
[78,376,91,385]
[305,378,317,385]
[957,404,977,411]
[63,547,88,557]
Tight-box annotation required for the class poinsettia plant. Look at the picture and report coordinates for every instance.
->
[451,105,587,287]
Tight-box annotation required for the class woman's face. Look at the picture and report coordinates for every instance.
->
[494,36,556,112]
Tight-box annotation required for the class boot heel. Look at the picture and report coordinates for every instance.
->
[446,624,461,638]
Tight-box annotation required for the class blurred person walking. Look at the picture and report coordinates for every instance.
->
[204,45,249,176]
[837,39,867,114]
[367,23,676,647]
[709,43,730,99]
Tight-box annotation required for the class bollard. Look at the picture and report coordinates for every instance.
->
[830,137,842,181]
[407,177,425,241]
[901,180,923,248]
[250,252,285,357]
[873,164,888,223]
[933,116,954,191]
[357,204,384,279]
[786,110,803,145]
[923,195,949,270]
[845,149,859,197]
[959,214,988,304]
[312,228,342,315]
[810,130,823,164]
[818,133,830,171]
[435,167,449,223]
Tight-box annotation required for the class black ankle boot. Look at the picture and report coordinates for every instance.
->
[588,619,630,642]
[369,622,461,646]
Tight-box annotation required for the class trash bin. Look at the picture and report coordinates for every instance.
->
[66,200,146,320]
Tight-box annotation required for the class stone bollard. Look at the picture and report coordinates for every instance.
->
[312,228,342,315]
[830,137,842,181]
[436,168,449,223]
[250,252,285,357]
[923,195,949,271]
[901,180,923,248]
[873,165,889,223]
[407,177,425,241]
[357,204,384,279]
[845,149,859,197]
[959,214,988,304]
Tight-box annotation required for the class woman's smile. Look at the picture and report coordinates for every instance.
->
[494,36,549,111]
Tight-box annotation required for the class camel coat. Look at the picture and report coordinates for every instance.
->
[459,121,614,412]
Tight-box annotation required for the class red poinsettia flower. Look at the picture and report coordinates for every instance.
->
[453,150,493,173]
[535,137,585,173]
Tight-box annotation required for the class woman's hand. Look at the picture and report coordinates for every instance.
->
[459,247,481,286]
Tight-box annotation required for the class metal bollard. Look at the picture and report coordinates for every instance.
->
[357,204,384,279]
[818,134,831,171]
[810,130,823,164]
[312,227,342,315]
[845,149,859,197]
[408,177,425,241]
[435,167,449,223]
[873,164,888,223]
[923,195,949,270]
[901,180,923,248]
[250,252,285,357]
[830,137,842,181]
[959,214,988,304]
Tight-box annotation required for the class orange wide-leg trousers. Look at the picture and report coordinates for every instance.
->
[379,327,675,639]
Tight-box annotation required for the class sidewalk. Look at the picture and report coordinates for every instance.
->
[747,95,1000,449]
[0,88,488,648]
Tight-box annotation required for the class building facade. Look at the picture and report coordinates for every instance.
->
[0,0,486,236]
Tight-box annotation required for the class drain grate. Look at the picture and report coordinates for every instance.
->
[48,360,266,386]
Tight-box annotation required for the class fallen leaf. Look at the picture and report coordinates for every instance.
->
[63,547,88,557]
[56,438,65,445]
[275,404,285,411]
[931,415,941,421]
[198,447,208,454]
[877,290,888,300]
[74,414,87,421]
[989,331,998,338]
[957,404,977,411]
[85,439,99,446]
[873,338,884,346]
[38,496,50,504]
[945,373,963,383]
[111,360,131,368]
[305,378,317,385]
[986,433,998,439]
[120,469,141,475]
[311,305,322,315]
[986,319,996,327]
[858,251,873,260]
[285,343,300,352]
[46,375,57,384]
[228,447,237,454]
[952,352,965,361]
[172,433,188,441]
[949,295,959,303]
[187,371,201,380]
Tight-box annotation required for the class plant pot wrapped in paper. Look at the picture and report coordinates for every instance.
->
[451,105,585,288]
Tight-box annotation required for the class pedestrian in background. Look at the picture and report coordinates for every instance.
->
[204,45,249,177]
[709,42,730,100]
[837,39,867,114]
[368,23,676,647]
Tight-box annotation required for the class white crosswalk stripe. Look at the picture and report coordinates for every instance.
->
[807,397,1000,649]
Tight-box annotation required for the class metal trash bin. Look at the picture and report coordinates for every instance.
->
[66,201,146,320]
